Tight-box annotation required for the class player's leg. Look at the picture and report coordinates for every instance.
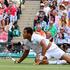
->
[51,43,70,64]
[48,60,67,64]
[49,43,70,64]
[61,54,70,63]
[45,43,68,64]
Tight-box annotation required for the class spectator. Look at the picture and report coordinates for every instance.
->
[9,2,17,30]
[1,18,6,27]
[56,27,68,52]
[34,20,46,38]
[36,3,45,16]
[39,15,47,31]
[43,0,50,17]
[65,18,70,44]
[12,23,21,37]
[45,20,57,38]
[0,26,8,43]
[58,14,67,28]
[58,4,67,19]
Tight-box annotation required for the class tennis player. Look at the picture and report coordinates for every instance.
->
[15,27,70,64]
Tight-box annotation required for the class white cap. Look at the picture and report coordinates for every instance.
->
[40,3,44,6]
[60,4,66,9]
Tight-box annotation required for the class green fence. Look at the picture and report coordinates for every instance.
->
[0,50,36,58]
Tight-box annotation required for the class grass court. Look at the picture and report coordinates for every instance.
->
[0,58,70,70]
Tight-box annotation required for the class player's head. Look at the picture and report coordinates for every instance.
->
[23,27,33,39]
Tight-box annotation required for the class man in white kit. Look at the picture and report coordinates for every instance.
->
[15,27,70,64]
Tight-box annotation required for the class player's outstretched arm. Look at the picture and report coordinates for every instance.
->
[15,50,30,63]
[40,40,51,56]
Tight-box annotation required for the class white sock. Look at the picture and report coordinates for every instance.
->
[56,60,67,64]
[48,60,67,64]
[48,60,57,64]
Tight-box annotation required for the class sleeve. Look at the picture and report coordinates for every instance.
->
[21,39,30,50]
[32,33,44,44]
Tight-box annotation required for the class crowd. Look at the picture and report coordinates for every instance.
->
[0,0,70,55]
[33,0,70,52]
[0,0,21,53]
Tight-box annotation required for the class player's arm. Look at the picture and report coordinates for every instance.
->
[40,39,51,56]
[16,49,30,63]
[35,40,50,64]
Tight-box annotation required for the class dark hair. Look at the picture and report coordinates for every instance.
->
[24,27,33,35]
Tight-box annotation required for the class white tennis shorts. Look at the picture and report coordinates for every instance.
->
[45,43,65,60]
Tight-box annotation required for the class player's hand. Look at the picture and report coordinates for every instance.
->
[40,56,48,64]
[35,58,41,65]
[14,60,20,64]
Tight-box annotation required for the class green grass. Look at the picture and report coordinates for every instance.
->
[0,58,70,70]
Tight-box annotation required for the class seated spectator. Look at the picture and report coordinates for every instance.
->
[4,21,13,50]
[35,3,49,25]
[65,18,70,44]
[58,4,68,19]
[36,10,48,25]
[0,26,8,43]
[1,19,5,27]
[56,27,69,52]
[45,20,57,38]
[9,2,17,29]
[12,23,21,37]
[58,14,67,29]
[43,0,51,17]
[34,20,46,38]
[52,0,57,7]
[39,15,47,31]
[36,3,44,16]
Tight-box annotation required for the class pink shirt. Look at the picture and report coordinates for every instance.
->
[0,31,8,42]
[0,8,4,15]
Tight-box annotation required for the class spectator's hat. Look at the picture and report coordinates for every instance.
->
[40,3,45,7]
[59,4,66,9]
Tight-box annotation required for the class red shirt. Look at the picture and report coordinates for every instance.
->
[9,5,17,16]
[5,7,10,14]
